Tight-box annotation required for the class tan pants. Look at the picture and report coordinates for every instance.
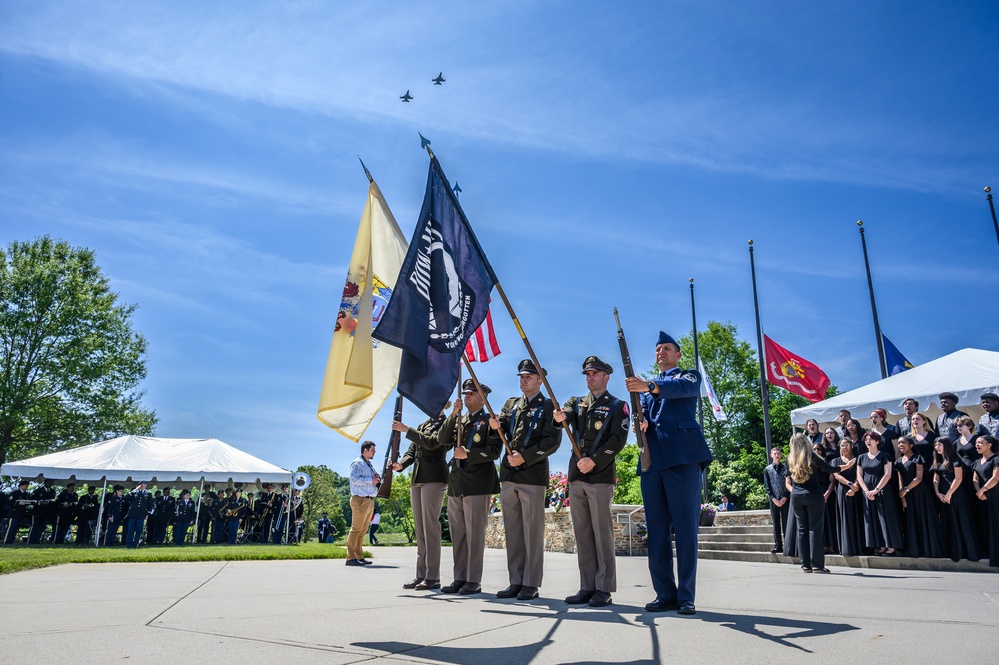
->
[568,481,617,592]
[500,482,546,587]
[448,494,491,584]
[411,482,447,580]
[347,496,374,561]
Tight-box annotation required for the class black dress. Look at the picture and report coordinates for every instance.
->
[894,455,944,558]
[972,455,999,567]
[910,433,936,470]
[859,451,904,550]
[931,459,980,562]
[831,456,865,556]
[816,464,839,553]
[955,437,987,548]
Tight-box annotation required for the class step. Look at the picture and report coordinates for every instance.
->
[698,533,773,544]
[698,541,775,553]
[699,525,771,535]
[695,549,997,573]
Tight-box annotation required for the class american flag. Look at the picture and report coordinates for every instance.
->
[464,307,501,362]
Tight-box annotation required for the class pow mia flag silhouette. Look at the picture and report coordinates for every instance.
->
[373,155,497,417]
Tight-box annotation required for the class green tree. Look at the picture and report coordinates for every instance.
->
[0,236,156,466]
[381,471,414,542]
[298,464,348,541]
[613,444,643,504]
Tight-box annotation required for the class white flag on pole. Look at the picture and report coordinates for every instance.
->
[698,357,727,422]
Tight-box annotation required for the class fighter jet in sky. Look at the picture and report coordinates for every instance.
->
[400,90,413,102]
[432,72,445,85]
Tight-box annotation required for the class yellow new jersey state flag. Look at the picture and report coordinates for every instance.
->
[317,181,408,441]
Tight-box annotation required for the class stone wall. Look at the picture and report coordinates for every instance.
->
[485,506,771,556]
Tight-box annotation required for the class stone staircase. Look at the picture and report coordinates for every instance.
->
[697,523,995,573]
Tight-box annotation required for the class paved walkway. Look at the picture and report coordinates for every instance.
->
[1,546,996,664]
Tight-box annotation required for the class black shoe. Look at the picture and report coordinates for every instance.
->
[815,568,831,574]
[441,580,465,594]
[564,590,595,605]
[415,579,440,590]
[645,597,679,612]
[345,559,365,567]
[360,558,374,565]
[802,566,813,573]
[403,578,423,589]
[458,583,481,595]
[588,591,612,607]
[677,601,696,615]
[770,546,780,554]
[496,584,522,598]
[516,586,539,600]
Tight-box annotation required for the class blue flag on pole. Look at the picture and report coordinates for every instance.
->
[372,155,498,417]
[881,332,914,376]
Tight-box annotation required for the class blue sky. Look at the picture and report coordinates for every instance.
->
[2,1,997,475]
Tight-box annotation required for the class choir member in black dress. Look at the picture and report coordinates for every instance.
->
[832,439,865,556]
[869,409,899,460]
[972,435,999,567]
[931,438,979,562]
[820,428,840,461]
[954,418,986,550]
[909,413,937,469]
[843,419,866,457]
[895,437,944,558]
[857,431,904,555]
[788,434,843,573]
[804,419,822,446]
[813,443,839,554]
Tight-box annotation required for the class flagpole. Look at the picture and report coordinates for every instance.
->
[690,277,708,503]
[986,187,999,250]
[857,221,888,379]
[461,354,514,455]
[748,241,773,456]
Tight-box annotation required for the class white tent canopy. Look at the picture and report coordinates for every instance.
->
[791,348,999,429]
[0,435,293,488]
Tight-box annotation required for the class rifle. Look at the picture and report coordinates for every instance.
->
[614,307,652,472]
[376,395,404,499]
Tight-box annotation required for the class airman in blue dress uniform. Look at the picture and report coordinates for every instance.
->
[624,331,712,615]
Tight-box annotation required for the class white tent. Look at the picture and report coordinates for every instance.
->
[791,348,999,428]
[0,435,293,488]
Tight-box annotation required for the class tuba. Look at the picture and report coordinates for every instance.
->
[292,472,311,492]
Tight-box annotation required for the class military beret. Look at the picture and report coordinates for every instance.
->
[66,482,76,488]
[461,378,491,395]
[113,485,125,491]
[17,479,29,487]
[517,359,547,376]
[581,355,613,374]
[657,331,679,348]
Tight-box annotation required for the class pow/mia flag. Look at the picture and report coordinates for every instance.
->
[373,155,497,417]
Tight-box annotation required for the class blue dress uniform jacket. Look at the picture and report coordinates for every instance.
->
[639,368,713,472]
[638,366,713,606]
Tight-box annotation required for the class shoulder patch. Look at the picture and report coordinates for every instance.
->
[681,372,698,383]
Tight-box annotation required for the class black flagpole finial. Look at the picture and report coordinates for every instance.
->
[357,156,373,183]
[453,181,462,199]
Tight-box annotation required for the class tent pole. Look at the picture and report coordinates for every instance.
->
[193,479,204,545]
[94,479,107,548]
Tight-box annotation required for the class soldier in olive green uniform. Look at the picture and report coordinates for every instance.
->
[491,359,562,601]
[554,356,630,607]
[439,379,502,595]
[392,408,451,590]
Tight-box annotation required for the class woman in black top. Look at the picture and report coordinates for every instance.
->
[820,428,840,461]
[972,435,999,567]
[895,437,944,558]
[804,419,822,446]
[931,437,979,562]
[788,433,846,573]
[869,409,899,460]
[909,412,937,467]
[856,431,904,555]
[843,419,866,457]
[832,439,865,556]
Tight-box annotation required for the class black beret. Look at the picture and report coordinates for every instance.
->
[461,378,491,395]
[517,359,547,376]
[581,355,613,374]
[113,485,124,491]
[17,479,28,487]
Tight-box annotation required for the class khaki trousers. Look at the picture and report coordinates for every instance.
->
[447,494,491,584]
[568,481,617,593]
[411,482,447,580]
[347,496,374,561]
[500,482,546,587]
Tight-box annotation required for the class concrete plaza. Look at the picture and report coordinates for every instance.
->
[1,546,996,664]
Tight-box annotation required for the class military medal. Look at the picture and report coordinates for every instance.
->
[473,434,481,442]
[594,421,603,430]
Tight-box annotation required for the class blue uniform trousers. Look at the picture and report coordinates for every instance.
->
[125,517,146,548]
[641,463,702,603]
[174,519,191,545]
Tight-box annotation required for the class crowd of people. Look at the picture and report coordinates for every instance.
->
[1,480,307,547]
[765,392,999,569]
[345,331,713,616]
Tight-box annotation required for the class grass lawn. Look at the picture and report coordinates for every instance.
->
[329,531,415,547]
[0,542,355,576]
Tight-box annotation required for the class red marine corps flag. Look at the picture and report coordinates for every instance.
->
[763,334,830,403]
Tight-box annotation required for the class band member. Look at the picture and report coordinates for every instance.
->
[76,485,101,546]
[439,379,502,595]
[174,490,197,545]
[491,359,563,600]
[317,512,334,543]
[197,486,216,544]
[346,442,379,565]
[225,489,247,545]
[53,483,78,544]
[624,331,713,616]
[124,481,155,549]
[103,485,126,545]
[289,489,305,543]
[554,356,630,607]
[153,487,175,544]
[392,407,450,590]
[256,484,275,543]
[270,485,290,544]
[3,479,31,544]
[28,478,56,544]
[211,488,227,544]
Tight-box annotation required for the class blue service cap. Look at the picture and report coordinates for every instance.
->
[657,331,679,348]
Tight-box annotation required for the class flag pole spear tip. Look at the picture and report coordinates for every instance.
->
[418,132,433,157]
[357,156,373,183]
[689,277,694,283]
[857,220,864,227]
[748,239,753,245]
[985,186,991,193]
